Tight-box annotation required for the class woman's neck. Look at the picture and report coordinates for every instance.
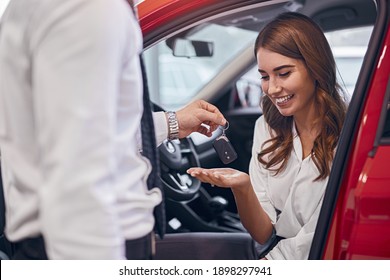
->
[294,106,321,159]
[293,101,321,136]
[294,117,320,137]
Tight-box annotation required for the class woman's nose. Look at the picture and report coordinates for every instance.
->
[267,78,282,96]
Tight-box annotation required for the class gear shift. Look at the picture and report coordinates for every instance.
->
[208,196,228,217]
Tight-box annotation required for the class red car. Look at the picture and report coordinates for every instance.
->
[136,0,390,260]
[0,0,388,260]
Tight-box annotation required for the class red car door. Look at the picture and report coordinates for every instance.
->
[310,0,390,260]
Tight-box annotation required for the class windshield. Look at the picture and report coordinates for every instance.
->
[144,23,258,110]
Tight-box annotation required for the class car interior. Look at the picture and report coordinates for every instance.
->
[144,0,376,231]
[0,0,381,259]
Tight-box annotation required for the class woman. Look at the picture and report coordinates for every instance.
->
[187,12,347,259]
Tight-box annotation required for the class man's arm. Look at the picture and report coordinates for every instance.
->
[153,100,227,145]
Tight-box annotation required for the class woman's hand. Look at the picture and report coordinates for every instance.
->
[187,167,251,190]
[189,167,274,244]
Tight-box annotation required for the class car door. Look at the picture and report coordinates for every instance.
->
[310,0,390,260]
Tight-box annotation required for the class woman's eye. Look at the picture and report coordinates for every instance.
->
[279,71,291,77]
[260,75,269,80]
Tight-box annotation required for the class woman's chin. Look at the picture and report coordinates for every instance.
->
[277,109,294,117]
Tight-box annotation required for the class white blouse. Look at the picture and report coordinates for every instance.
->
[249,116,328,260]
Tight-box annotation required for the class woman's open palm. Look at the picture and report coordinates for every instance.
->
[187,167,250,190]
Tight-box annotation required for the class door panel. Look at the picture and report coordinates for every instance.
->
[341,146,390,259]
[318,7,390,259]
[311,0,389,260]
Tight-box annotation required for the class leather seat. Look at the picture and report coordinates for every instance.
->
[155,232,258,260]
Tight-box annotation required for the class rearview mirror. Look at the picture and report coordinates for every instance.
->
[172,38,214,58]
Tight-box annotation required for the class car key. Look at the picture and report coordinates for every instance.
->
[213,122,238,164]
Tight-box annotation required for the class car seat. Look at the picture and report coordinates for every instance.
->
[155,232,258,260]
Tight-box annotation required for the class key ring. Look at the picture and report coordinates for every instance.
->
[222,121,229,131]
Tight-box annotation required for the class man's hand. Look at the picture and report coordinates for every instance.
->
[176,100,226,138]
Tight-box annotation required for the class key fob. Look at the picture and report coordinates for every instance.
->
[213,135,238,164]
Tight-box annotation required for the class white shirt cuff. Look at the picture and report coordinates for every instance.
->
[153,111,168,145]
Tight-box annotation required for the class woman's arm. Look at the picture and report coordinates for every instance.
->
[187,167,273,244]
[232,179,274,244]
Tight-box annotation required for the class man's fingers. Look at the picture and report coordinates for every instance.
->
[197,100,226,126]
[197,110,226,128]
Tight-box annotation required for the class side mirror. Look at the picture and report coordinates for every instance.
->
[172,38,214,58]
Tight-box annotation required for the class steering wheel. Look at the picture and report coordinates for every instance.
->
[158,137,201,201]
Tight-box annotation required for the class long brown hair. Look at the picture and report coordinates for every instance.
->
[254,12,347,181]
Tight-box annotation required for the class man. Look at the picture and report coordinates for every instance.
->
[0,0,226,259]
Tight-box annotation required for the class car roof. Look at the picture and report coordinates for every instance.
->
[138,0,377,46]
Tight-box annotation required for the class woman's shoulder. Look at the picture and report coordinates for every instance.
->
[253,115,273,149]
[254,115,270,136]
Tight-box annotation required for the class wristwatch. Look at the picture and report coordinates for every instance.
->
[166,111,179,140]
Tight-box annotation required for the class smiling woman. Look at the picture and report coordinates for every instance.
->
[255,13,347,180]
[257,49,317,122]
[188,12,347,260]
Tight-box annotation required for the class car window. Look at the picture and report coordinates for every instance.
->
[326,26,373,101]
[234,67,262,109]
[144,23,258,111]
[145,19,373,112]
